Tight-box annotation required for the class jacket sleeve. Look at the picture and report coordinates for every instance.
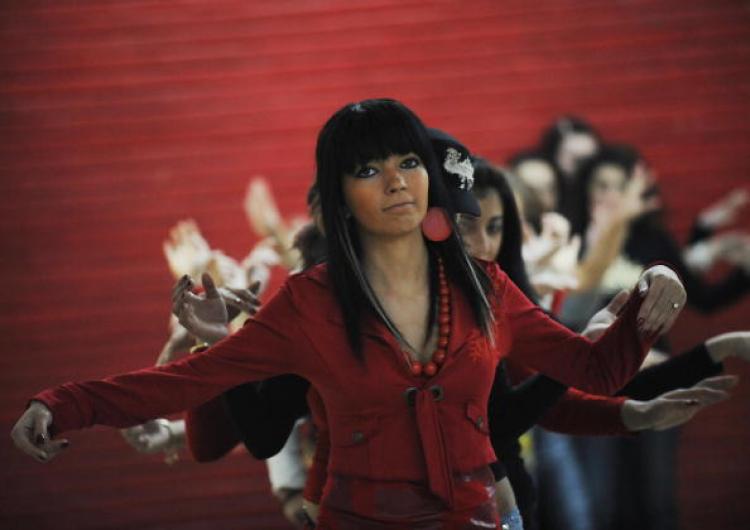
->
[502,359,628,437]
[33,282,313,435]
[303,387,329,504]
[491,263,652,396]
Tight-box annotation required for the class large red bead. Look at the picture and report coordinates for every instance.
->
[433,350,446,364]
[424,362,438,376]
[438,336,449,348]
[410,362,423,376]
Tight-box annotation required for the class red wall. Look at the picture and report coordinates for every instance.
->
[1,1,749,528]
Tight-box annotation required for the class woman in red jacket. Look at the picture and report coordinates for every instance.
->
[12,99,684,529]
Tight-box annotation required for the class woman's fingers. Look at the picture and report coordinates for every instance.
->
[693,375,740,392]
[11,406,53,462]
[201,273,220,300]
[637,277,669,336]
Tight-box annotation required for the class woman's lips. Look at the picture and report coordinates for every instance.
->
[383,201,416,212]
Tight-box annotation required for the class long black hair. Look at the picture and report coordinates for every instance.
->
[472,158,538,303]
[315,99,494,358]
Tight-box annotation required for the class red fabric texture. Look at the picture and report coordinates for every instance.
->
[33,261,648,516]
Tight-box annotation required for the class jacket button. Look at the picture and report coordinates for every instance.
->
[429,384,445,402]
[352,431,364,443]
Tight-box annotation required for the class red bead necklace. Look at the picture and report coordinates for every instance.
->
[408,257,451,378]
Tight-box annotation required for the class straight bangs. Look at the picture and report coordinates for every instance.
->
[325,100,438,183]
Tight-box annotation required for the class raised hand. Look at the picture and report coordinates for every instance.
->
[621,375,738,431]
[172,273,229,345]
[244,177,282,239]
[11,401,69,463]
[163,219,213,279]
[636,264,687,338]
[706,331,750,363]
[218,282,262,321]
[698,188,749,230]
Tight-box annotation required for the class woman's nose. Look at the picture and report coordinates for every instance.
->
[384,165,407,194]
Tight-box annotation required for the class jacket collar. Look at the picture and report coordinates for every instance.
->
[302,264,476,354]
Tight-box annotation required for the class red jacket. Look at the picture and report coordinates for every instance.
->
[34,262,648,510]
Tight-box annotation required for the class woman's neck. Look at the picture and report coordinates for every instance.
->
[361,230,430,296]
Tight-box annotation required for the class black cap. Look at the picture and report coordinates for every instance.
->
[427,128,481,217]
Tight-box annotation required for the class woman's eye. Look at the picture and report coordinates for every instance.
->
[401,156,421,169]
[354,166,378,179]
[487,219,503,234]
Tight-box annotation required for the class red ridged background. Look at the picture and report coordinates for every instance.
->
[1,1,749,528]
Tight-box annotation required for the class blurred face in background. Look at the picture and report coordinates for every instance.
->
[515,158,558,214]
[589,162,628,213]
[557,132,598,176]
[457,188,504,262]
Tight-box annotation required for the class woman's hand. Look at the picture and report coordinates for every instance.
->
[698,188,748,231]
[706,331,750,363]
[172,273,230,344]
[11,401,69,462]
[621,375,738,431]
[163,219,213,279]
[302,499,320,526]
[121,419,185,454]
[636,264,687,338]
[217,283,261,321]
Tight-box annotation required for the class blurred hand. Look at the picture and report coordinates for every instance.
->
[163,219,212,279]
[245,177,282,238]
[698,188,749,230]
[218,282,262,321]
[302,499,320,526]
[636,264,687,338]
[621,375,738,431]
[121,419,184,454]
[706,331,750,363]
[172,273,229,344]
[620,165,661,221]
[11,401,69,463]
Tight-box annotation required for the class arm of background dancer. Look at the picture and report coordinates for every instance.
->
[575,215,628,292]
[616,343,723,400]
[184,396,241,462]
[488,361,568,445]
[227,375,310,459]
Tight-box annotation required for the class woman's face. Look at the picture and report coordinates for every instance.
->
[342,152,429,239]
[589,163,628,212]
[457,188,504,262]
[557,132,598,176]
[515,159,558,213]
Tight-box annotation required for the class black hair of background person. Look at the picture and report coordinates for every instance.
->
[537,116,602,226]
[574,144,750,313]
[314,99,494,359]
